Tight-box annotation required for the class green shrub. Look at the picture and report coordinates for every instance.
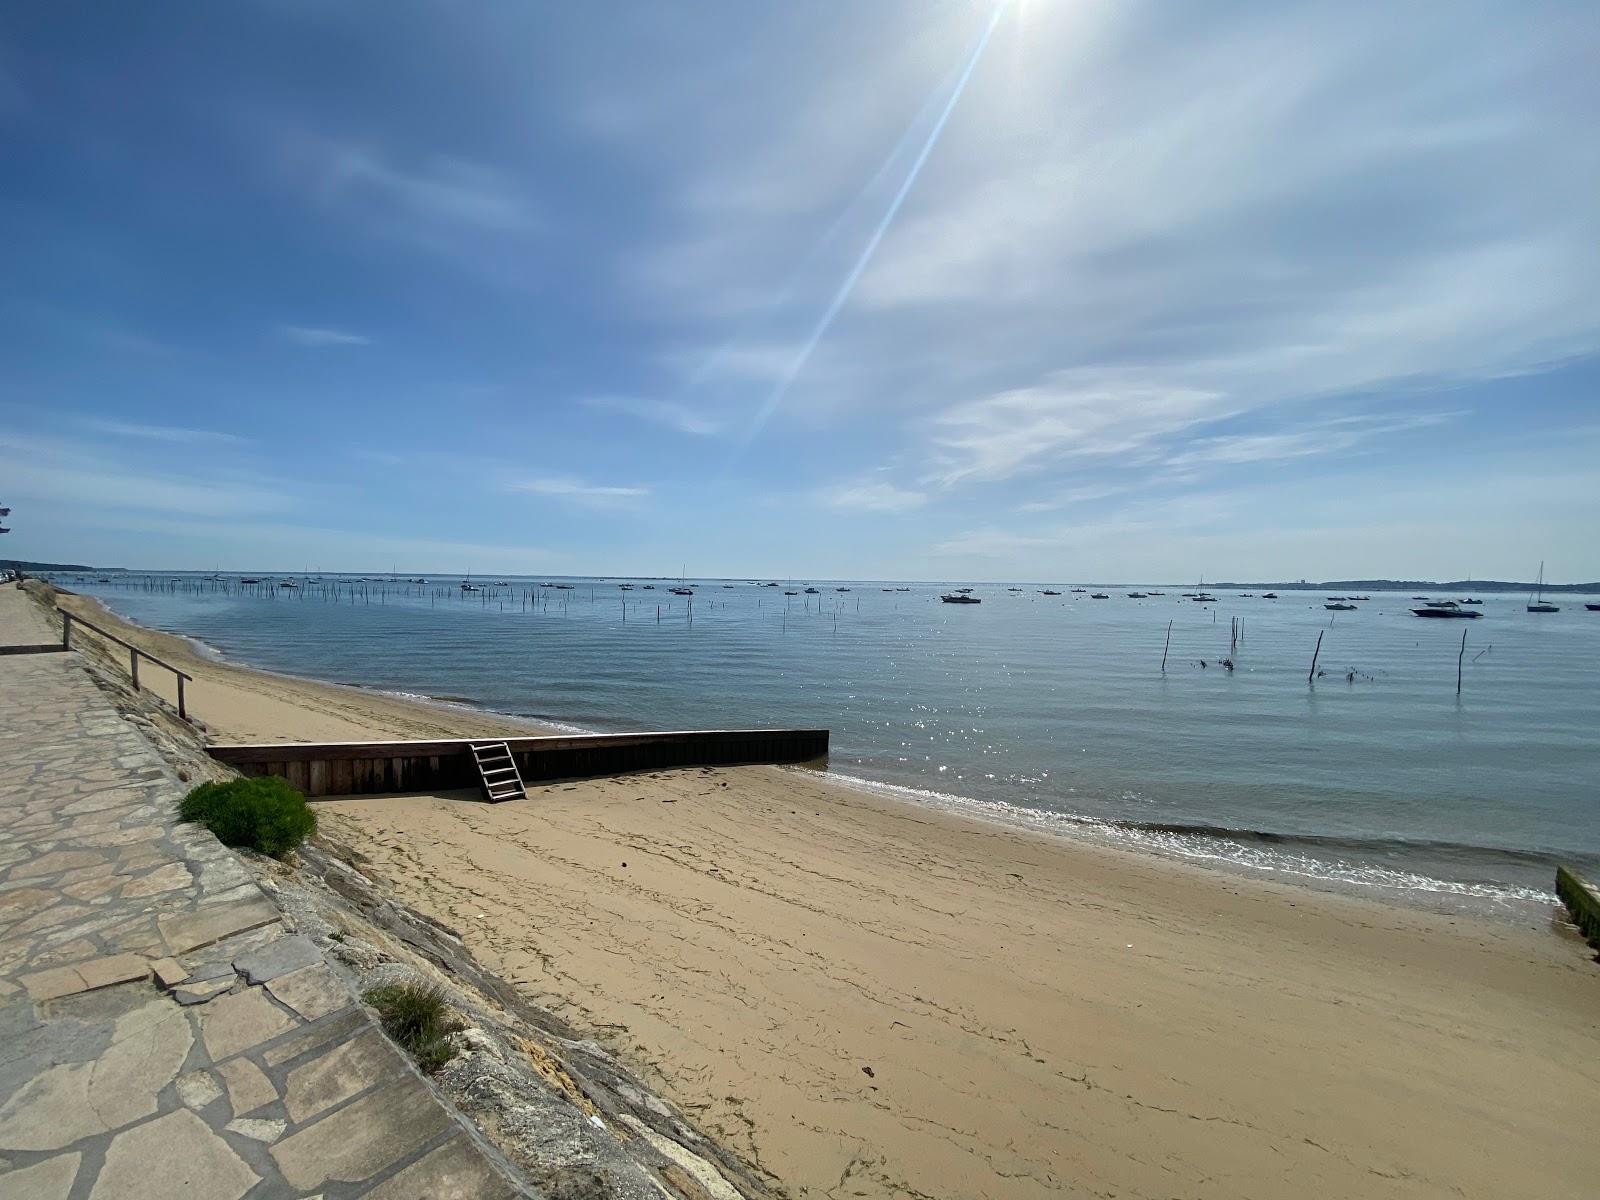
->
[179,776,316,858]
[364,982,461,1071]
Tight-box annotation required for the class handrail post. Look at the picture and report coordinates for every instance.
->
[62,611,72,649]
[130,648,139,691]
[177,676,187,722]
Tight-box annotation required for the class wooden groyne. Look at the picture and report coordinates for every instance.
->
[208,728,829,797]
[1556,865,1600,951]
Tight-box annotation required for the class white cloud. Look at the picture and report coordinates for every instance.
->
[596,0,1598,505]
[1163,412,1464,470]
[821,479,927,514]
[308,140,532,233]
[508,477,651,507]
[0,433,293,518]
[930,371,1229,487]
[583,396,722,436]
[1014,484,1131,514]
[280,325,370,347]
[80,419,245,445]
[266,128,539,281]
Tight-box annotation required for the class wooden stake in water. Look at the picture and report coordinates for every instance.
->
[1161,620,1172,673]
[1457,628,1467,695]
[1308,630,1324,683]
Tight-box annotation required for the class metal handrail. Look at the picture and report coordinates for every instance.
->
[60,611,193,721]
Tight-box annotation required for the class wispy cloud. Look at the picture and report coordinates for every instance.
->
[1164,411,1465,471]
[266,129,539,281]
[280,324,370,347]
[290,135,533,234]
[79,418,244,446]
[929,371,1229,487]
[508,476,651,508]
[605,2,1597,513]
[821,479,927,514]
[1014,484,1132,514]
[583,395,723,437]
[1,432,291,517]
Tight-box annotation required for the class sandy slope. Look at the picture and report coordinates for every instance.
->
[34,584,1600,1198]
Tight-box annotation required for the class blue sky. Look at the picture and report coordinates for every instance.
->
[2,1,1597,580]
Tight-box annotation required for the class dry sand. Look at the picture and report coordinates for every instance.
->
[38,586,1600,1198]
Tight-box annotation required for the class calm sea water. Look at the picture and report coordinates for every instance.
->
[56,574,1600,915]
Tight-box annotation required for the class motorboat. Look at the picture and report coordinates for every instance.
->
[941,593,981,604]
[1413,605,1481,619]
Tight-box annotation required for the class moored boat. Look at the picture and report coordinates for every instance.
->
[1527,561,1559,612]
[940,593,981,604]
[1413,605,1481,619]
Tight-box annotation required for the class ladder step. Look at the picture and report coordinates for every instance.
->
[468,740,525,802]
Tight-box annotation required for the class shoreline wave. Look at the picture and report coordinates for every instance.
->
[822,770,1559,914]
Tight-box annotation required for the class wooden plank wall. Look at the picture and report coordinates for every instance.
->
[208,728,829,797]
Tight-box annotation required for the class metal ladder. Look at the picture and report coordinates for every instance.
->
[470,741,525,802]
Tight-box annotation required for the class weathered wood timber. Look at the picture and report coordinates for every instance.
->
[208,727,829,797]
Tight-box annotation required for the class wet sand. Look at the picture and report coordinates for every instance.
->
[34,584,1600,1198]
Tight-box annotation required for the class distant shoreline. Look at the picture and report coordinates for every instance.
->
[33,567,1600,592]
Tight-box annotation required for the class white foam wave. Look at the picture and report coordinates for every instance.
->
[820,770,1554,911]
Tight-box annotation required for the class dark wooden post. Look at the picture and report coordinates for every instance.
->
[130,648,140,690]
[177,676,187,721]
[61,611,72,649]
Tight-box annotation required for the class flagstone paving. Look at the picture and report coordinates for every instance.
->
[0,586,529,1199]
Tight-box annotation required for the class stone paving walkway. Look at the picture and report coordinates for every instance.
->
[0,587,533,1199]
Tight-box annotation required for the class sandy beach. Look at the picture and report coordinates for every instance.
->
[36,586,1600,1198]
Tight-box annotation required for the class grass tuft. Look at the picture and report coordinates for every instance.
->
[363,982,462,1071]
[178,776,316,858]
